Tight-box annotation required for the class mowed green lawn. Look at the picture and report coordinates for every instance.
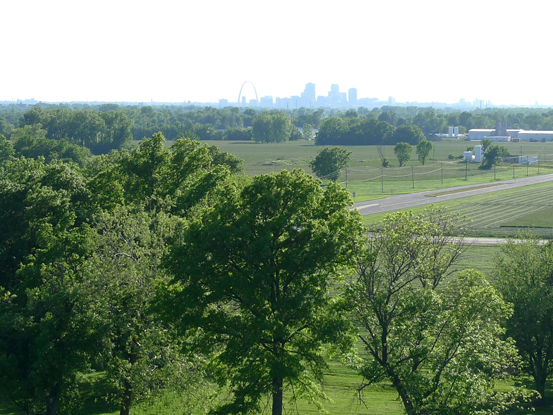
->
[363,181,553,238]
[193,139,553,202]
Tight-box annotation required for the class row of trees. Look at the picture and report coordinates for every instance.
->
[5,104,553,150]
[315,117,426,146]
[18,107,133,153]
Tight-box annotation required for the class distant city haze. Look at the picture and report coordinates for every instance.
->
[2,0,552,106]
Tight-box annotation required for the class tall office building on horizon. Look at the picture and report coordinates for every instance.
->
[348,88,357,104]
[302,83,316,102]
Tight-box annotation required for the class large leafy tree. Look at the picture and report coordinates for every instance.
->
[85,208,210,415]
[162,169,365,415]
[309,146,351,181]
[393,141,412,167]
[495,238,553,405]
[0,159,101,415]
[416,138,433,165]
[252,112,292,143]
[346,210,525,415]
[392,124,425,145]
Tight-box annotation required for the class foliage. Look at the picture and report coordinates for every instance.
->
[12,124,91,166]
[224,126,252,141]
[302,123,314,139]
[0,134,14,163]
[309,146,351,181]
[161,169,365,415]
[393,142,412,167]
[252,112,292,143]
[315,116,394,145]
[0,116,14,138]
[346,209,527,415]
[18,107,133,154]
[392,124,425,145]
[83,208,211,415]
[416,138,433,165]
[495,237,553,404]
[480,144,510,169]
[0,159,100,415]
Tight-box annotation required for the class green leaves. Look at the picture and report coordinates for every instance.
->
[309,146,351,182]
[347,209,524,415]
[163,169,364,415]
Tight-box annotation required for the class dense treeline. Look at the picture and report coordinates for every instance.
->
[3,104,553,152]
[0,131,550,415]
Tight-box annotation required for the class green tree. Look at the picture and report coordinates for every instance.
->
[416,138,433,165]
[0,134,14,163]
[0,160,101,415]
[302,123,314,139]
[346,210,526,415]
[86,208,210,415]
[481,137,492,152]
[393,142,412,167]
[309,147,351,181]
[252,112,292,143]
[0,116,14,138]
[392,124,425,145]
[161,169,364,415]
[481,144,510,169]
[495,238,553,405]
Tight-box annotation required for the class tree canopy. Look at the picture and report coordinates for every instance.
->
[495,237,553,405]
[309,146,351,181]
[394,142,412,167]
[161,169,365,415]
[346,210,526,415]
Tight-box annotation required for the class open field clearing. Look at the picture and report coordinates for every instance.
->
[363,181,553,238]
[193,139,553,202]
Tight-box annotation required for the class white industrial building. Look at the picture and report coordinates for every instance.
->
[517,131,553,141]
[468,128,553,142]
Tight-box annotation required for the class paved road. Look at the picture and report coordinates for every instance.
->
[354,173,553,216]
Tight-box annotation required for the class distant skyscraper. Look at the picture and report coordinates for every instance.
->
[388,96,396,105]
[330,84,339,95]
[302,83,316,101]
[348,88,357,104]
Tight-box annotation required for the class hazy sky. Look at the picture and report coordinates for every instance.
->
[3,0,552,106]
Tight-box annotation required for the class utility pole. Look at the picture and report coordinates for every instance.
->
[345,168,348,189]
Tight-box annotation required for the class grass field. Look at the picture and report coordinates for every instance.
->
[363,181,553,238]
[192,139,553,202]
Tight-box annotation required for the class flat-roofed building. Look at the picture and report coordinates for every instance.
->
[518,131,553,141]
[468,129,494,140]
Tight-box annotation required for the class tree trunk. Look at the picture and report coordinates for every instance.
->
[272,377,283,415]
[391,375,417,415]
[535,374,547,407]
[45,384,61,415]
[120,352,138,415]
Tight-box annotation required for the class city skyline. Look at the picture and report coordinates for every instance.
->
[2,0,552,106]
